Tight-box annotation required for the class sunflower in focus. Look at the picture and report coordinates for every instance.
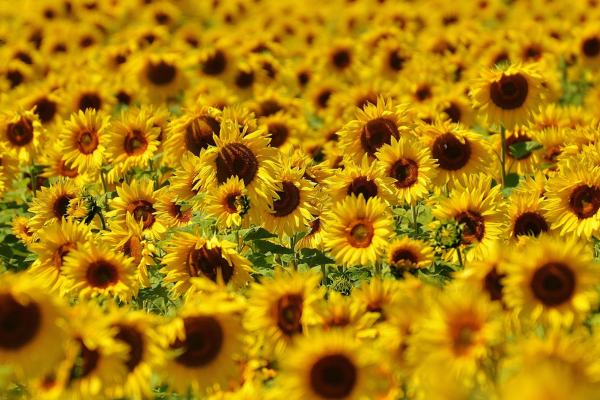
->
[153,187,194,230]
[169,152,203,202]
[323,194,394,268]
[506,192,552,241]
[296,190,330,251]
[0,108,43,163]
[41,142,91,186]
[386,236,435,273]
[59,109,109,174]
[28,178,81,231]
[203,176,252,229]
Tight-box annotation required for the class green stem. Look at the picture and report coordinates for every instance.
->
[456,246,464,269]
[290,233,297,270]
[100,169,108,194]
[29,161,37,198]
[499,124,507,189]
[321,264,328,286]
[374,261,381,276]
[233,229,240,252]
[98,209,107,231]
[411,203,418,240]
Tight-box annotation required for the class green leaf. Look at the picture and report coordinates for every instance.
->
[299,248,335,266]
[243,227,278,241]
[504,173,520,188]
[509,141,543,159]
[253,240,294,255]
[501,187,515,198]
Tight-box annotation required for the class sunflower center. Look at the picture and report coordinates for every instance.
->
[456,210,485,243]
[170,203,192,223]
[452,320,481,356]
[310,354,357,399]
[76,129,99,155]
[34,97,57,123]
[390,158,418,189]
[7,69,23,88]
[6,116,34,147]
[332,50,351,69]
[260,100,282,117]
[185,116,220,155]
[543,145,561,167]
[347,221,374,248]
[173,316,223,367]
[78,93,102,112]
[187,246,234,284]
[431,133,472,171]
[202,50,227,76]
[77,339,100,378]
[274,294,303,336]
[53,195,74,219]
[54,242,78,271]
[86,261,120,288]
[443,103,462,123]
[127,200,156,229]
[531,262,576,307]
[484,267,505,301]
[346,177,378,201]
[117,91,131,105]
[0,293,41,350]
[224,193,240,214]
[583,37,600,57]
[114,324,144,372]
[122,236,143,266]
[388,50,406,71]
[415,85,432,101]
[513,212,548,237]
[309,217,322,234]
[58,159,79,178]
[569,185,600,219]
[317,90,332,109]
[234,70,255,88]
[124,130,149,156]
[489,73,529,110]
[360,118,399,157]
[272,181,301,218]
[268,122,289,148]
[146,60,176,85]
[392,248,418,265]
[215,143,259,186]
[505,134,533,160]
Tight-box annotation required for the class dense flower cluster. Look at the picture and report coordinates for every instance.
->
[2,0,600,399]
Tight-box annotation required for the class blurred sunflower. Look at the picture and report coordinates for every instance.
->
[0,108,43,163]
[169,152,203,202]
[492,126,541,176]
[134,53,187,104]
[11,215,36,245]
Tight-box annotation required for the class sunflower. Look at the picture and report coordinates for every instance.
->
[107,179,167,241]
[491,126,541,176]
[0,108,43,163]
[435,84,476,127]
[160,232,254,299]
[319,38,364,79]
[62,240,137,302]
[169,152,203,202]
[153,187,194,230]
[11,215,36,245]
[471,63,548,129]
[245,268,325,357]
[195,119,281,209]
[325,154,396,205]
[535,126,567,170]
[273,329,388,400]
[0,272,68,380]
[104,109,160,174]
[407,285,503,381]
[135,52,187,104]
[315,291,376,335]
[0,145,20,196]
[296,190,330,251]
[503,235,600,327]
[41,141,92,186]
[337,96,414,162]
[323,194,394,268]
[28,218,91,296]
[506,192,552,241]
[28,178,81,232]
[543,160,600,239]
[161,294,247,395]
[350,277,405,322]
[386,236,435,273]
[514,170,548,198]
[374,136,437,205]
[258,110,304,151]
[576,27,600,69]
[59,108,110,174]
[193,40,238,83]
[420,120,492,190]
[129,104,172,156]
[67,80,116,115]
[203,176,255,230]
[19,83,64,127]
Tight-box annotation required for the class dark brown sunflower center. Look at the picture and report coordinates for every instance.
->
[202,50,227,76]
[274,294,303,336]
[416,85,432,101]
[53,195,74,219]
[390,158,418,189]
[388,50,406,71]
[346,176,378,201]
[78,339,100,378]
[6,116,34,147]
[170,203,192,223]
[543,145,561,166]
[34,97,57,123]
[187,246,234,284]
[456,210,485,243]
[451,320,481,355]
[78,93,102,112]
[347,221,374,248]
[392,248,418,265]
[54,242,77,270]
[234,70,254,88]
[308,217,322,235]
[185,116,220,156]
[484,267,505,301]
[431,133,472,171]
[76,129,99,155]
[443,103,462,124]
[7,69,23,88]
[215,143,259,186]
[86,261,119,288]
[273,181,301,217]
[146,60,176,85]
[224,193,240,214]
[505,134,533,160]
[310,354,357,399]
[569,185,600,219]
[531,262,575,307]
[583,37,600,57]
[124,130,149,156]
[127,200,156,229]
[172,316,224,367]
[0,293,41,350]
[14,51,33,65]
[268,123,289,148]
[360,118,399,157]
[260,100,282,117]
[489,73,529,110]
[332,50,351,69]
[513,212,548,237]
[122,236,143,266]
[116,91,131,105]
[114,324,144,372]
[317,90,332,109]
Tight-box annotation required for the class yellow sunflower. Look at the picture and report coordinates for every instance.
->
[0,272,68,380]
[374,136,438,205]
[506,192,552,241]
[350,277,406,322]
[386,236,435,273]
[0,108,43,163]
[273,329,388,400]
[28,218,91,296]
[471,63,548,129]
[28,178,81,232]
[337,96,414,162]
[0,144,20,196]
[492,126,541,176]
[134,52,188,104]
[245,268,325,357]
[203,176,251,230]
[153,187,194,230]
[315,291,377,335]
[296,190,330,251]
[323,194,394,268]
[40,141,92,186]
[59,109,110,174]
[169,152,203,202]
[11,215,36,245]
[62,240,137,302]
[160,232,254,299]
[503,235,600,327]
[576,26,600,69]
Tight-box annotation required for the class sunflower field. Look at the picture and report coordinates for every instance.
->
[3,0,600,399]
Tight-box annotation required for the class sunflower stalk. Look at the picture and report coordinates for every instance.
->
[321,264,328,286]
[456,247,464,269]
[374,261,381,276]
[29,160,37,198]
[100,169,108,194]
[411,204,419,239]
[499,124,507,189]
[290,232,298,270]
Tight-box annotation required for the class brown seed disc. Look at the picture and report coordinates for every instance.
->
[332,50,351,69]
[274,294,303,336]
[390,157,418,189]
[489,73,529,110]
[172,316,224,367]
[124,130,149,156]
[126,200,156,229]
[6,116,34,147]
[215,143,259,186]
[114,324,145,372]
[76,128,99,155]
[234,70,255,89]
[273,181,301,217]
[146,60,176,86]
[513,212,548,237]
[360,117,399,157]
[583,37,600,58]
[391,248,419,264]
[185,116,220,155]
[78,93,102,112]
[346,220,374,248]
[187,246,234,284]
[483,267,505,301]
[0,293,42,350]
[430,133,472,171]
[346,176,379,201]
[34,97,57,123]
[53,195,74,220]
[310,354,357,399]
[569,185,600,219]
[455,210,485,243]
[86,261,120,288]
[268,122,290,148]
[530,262,575,307]
[443,102,462,124]
[202,50,227,76]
